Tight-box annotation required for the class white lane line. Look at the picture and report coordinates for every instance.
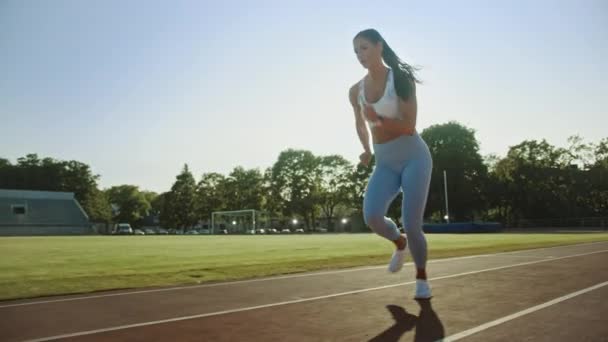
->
[484,255,553,259]
[23,249,608,342]
[3,241,606,309]
[439,280,608,341]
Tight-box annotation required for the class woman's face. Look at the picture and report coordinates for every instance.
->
[353,37,382,69]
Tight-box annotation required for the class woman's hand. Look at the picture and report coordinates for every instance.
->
[359,150,372,166]
[363,105,381,124]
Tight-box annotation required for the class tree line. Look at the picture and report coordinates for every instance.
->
[2,122,606,230]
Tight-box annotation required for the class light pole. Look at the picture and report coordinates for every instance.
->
[443,170,450,223]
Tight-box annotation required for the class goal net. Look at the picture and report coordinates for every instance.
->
[211,209,269,234]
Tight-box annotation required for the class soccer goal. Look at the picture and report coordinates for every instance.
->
[211,209,269,234]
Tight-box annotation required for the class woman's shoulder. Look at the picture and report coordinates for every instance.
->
[348,80,364,103]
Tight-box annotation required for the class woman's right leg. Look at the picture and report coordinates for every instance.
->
[363,164,401,242]
[363,164,406,272]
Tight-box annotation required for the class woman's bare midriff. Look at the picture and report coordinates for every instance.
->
[371,127,416,144]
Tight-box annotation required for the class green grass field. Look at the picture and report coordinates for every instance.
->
[1,233,607,301]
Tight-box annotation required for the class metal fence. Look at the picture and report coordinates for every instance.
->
[509,216,608,230]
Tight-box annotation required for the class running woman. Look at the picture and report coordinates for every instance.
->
[349,28,433,299]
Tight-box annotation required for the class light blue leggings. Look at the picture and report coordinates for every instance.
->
[363,133,433,269]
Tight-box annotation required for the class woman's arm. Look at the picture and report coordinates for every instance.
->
[349,84,372,153]
[363,95,417,135]
[384,95,417,135]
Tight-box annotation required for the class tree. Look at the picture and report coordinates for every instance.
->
[60,159,112,222]
[593,138,608,168]
[345,159,374,214]
[150,192,166,217]
[223,166,265,211]
[492,140,556,223]
[489,137,602,224]
[141,191,158,208]
[562,135,594,168]
[268,149,320,229]
[163,164,197,230]
[0,158,11,168]
[13,154,48,190]
[195,172,227,222]
[316,155,353,229]
[81,188,112,223]
[420,122,487,221]
[585,138,608,216]
[105,185,151,226]
[61,160,99,201]
[159,191,177,229]
[262,167,280,217]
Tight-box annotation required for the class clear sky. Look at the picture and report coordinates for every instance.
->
[1,0,606,192]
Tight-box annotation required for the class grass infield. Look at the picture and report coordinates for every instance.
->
[1,233,607,300]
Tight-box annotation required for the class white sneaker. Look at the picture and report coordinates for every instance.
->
[388,249,405,273]
[388,239,407,273]
[414,279,432,299]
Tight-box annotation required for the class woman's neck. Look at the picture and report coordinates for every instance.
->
[368,63,388,81]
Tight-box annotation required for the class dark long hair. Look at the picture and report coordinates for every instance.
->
[354,28,420,101]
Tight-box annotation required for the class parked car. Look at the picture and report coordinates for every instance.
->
[115,223,133,235]
[255,229,266,234]
[281,228,291,234]
[295,228,305,234]
[144,229,156,235]
[156,228,169,235]
[185,230,199,235]
[133,229,145,235]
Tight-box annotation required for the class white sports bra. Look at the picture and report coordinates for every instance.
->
[358,68,401,127]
